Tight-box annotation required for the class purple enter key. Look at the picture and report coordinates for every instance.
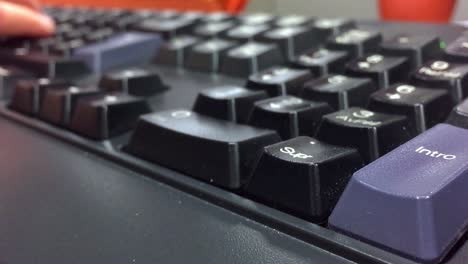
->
[329,123,468,263]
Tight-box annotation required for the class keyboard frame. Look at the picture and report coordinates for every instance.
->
[1,20,468,264]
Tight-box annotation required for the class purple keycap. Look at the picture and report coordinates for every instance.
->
[329,123,468,263]
[74,32,162,73]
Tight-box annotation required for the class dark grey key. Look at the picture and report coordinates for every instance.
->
[446,98,468,129]
[329,123,468,263]
[274,15,312,27]
[445,35,468,62]
[39,86,101,126]
[312,18,356,39]
[0,65,33,100]
[124,109,281,189]
[220,42,284,77]
[368,83,453,135]
[345,54,410,89]
[291,48,349,77]
[317,107,411,162]
[50,39,86,57]
[193,86,268,123]
[224,24,270,42]
[238,13,275,25]
[410,60,468,102]
[246,66,313,96]
[154,35,200,66]
[200,12,232,23]
[301,74,375,110]
[380,34,441,70]
[99,67,167,96]
[185,39,237,72]
[326,29,382,59]
[194,22,236,38]
[255,26,323,60]
[246,136,363,222]
[135,18,194,39]
[69,93,151,139]
[248,95,332,139]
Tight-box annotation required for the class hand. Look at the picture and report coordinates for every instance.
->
[0,0,55,36]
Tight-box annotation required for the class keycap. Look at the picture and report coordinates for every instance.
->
[135,18,194,39]
[410,60,468,102]
[83,28,115,43]
[61,26,92,41]
[0,48,90,78]
[444,35,468,63]
[316,107,410,162]
[154,35,200,66]
[246,66,313,96]
[185,39,237,72]
[39,86,101,126]
[9,78,71,115]
[255,26,323,60]
[224,25,270,43]
[246,136,363,222]
[99,67,167,96]
[326,29,382,59]
[329,123,468,263]
[124,109,281,189]
[238,13,275,25]
[312,18,356,39]
[275,15,312,27]
[0,65,33,99]
[193,22,236,38]
[345,54,410,89]
[301,75,375,110]
[73,32,162,73]
[291,48,349,77]
[380,34,441,70]
[368,84,452,135]
[193,86,268,123]
[69,93,151,139]
[199,12,232,23]
[219,42,284,77]
[248,96,332,139]
[154,9,179,20]
[50,39,86,57]
[446,98,468,129]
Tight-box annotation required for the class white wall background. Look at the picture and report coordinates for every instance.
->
[246,0,468,21]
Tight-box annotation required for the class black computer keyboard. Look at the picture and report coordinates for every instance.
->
[1,6,468,264]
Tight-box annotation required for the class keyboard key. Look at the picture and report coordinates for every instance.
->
[39,86,101,126]
[83,28,115,43]
[255,26,323,60]
[124,109,281,189]
[0,48,90,78]
[316,107,410,162]
[50,39,86,57]
[135,18,194,39]
[194,22,236,38]
[220,42,284,77]
[326,29,382,59]
[246,66,313,96]
[248,96,332,139]
[99,67,167,96]
[193,86,268,123]
[329,123,468,263]
[69,93,151,139]
[199,12,232,23]
[345,54,410,89]
[380,34,441,70]
[9,78,71,115]
[154,35,200,66]
[185,39,237,72]
[368,84,452,135]
[73,32,162,73]
[0,65,33,99]
[411,60,468,102]
[224,25,270,43]
[444,35,468,63]
[446,98,468,129]
[238,13,275,25]
[275,15,312,27]
[301,75,375,110]
[246,136,363,222]
[312,18,355,39]
[291,48,349,77]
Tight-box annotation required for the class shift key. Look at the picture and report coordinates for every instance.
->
[329,123,468,263]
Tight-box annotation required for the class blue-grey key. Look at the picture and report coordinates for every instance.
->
[329,123,468,263]
[73,32,162,73]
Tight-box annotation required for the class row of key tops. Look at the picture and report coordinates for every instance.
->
[2,5,468,264]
